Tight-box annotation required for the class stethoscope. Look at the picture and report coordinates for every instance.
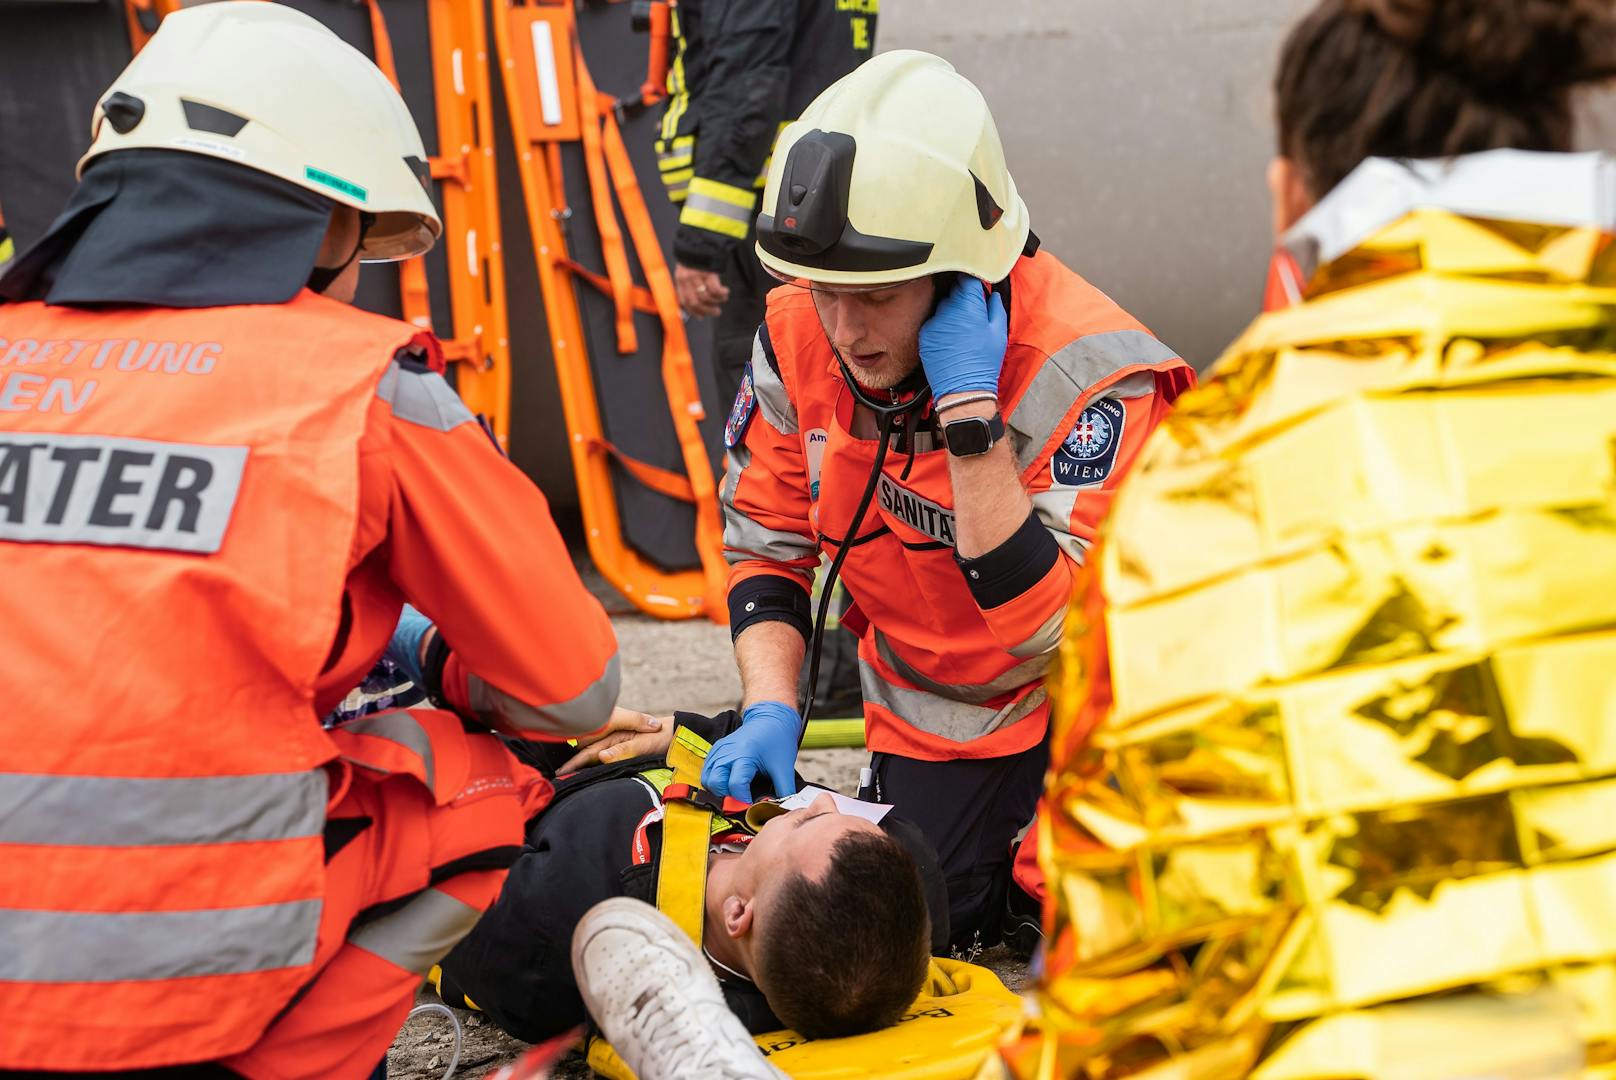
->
[796,274,1011,738]
[796,351,931,735]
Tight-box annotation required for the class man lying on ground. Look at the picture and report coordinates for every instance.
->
[434,709,945,1045]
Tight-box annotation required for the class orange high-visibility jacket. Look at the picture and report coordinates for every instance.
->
[0,291,617,1070]
[723,251,1193,761]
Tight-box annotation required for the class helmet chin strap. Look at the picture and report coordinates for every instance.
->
[306,249,358,294]
[307,211,376,294]
[798,350,932,733]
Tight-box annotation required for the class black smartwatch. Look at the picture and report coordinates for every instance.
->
[942,412,1005,457]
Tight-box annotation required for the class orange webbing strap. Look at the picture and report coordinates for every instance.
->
[640,0,672,110]
[574,57,639,355]
[585,437,697,503]
[123,0,178,52]
[594,92,731,617]
[558,258,658,315]
[365,0,402,90]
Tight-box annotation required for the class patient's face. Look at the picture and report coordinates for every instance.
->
[741,792,881,892]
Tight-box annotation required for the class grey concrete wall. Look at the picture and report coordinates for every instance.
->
[881,1,1616,368]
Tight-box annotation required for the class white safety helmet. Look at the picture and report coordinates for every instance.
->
[80,1,440,262]
[755,50,1030,291]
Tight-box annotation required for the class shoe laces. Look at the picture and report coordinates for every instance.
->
[625,981,744,1075]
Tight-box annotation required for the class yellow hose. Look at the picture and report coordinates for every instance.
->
[800,717,865,749]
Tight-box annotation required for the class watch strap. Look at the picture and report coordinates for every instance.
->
[943,412,1005,457]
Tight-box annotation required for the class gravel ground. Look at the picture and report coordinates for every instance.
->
[387,600,1032,1079]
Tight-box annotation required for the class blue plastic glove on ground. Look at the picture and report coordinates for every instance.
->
[918,275,1009,401]
[701,701,802,803]
[385,604,433,687]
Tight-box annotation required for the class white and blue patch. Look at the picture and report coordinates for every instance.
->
[1051,397,1125,487]
[724,366,757,449]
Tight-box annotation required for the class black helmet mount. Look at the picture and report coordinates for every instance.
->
[757,130,934,275]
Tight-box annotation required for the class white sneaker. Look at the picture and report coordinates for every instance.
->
[571,897,787,1080]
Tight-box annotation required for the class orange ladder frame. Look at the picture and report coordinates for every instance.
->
[493,0,727,622]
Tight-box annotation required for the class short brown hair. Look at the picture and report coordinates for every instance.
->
[752,830,930,1039]
[1275,0,1616,199]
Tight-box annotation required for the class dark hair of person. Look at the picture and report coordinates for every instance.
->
[752,830,930,1039]
[1275,0,1616,198]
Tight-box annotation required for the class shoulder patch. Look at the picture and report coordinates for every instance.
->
[1051,397,1125,488]
[724,365,758,449]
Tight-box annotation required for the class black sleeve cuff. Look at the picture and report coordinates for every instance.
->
[728,575,812,643]
[673,709,744,745]
[421,629,451,704]
[673,225,735,273]
[955,510,1062,610]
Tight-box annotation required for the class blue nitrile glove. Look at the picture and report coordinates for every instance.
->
[701,701,802,803]
[918,275,1009,401]
[385,604,433,687]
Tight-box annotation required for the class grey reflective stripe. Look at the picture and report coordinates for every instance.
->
[0,770,325,847]
[683,191,753,226]
[0,433,247,554]
[1008,331,1180,472]
[1007,606,1068,660]
[719,445,750,564]
[749,334,797,435]
[719,443,748,512]
[872,629,1052,706]
[341,711,437,790]
[723,487,817,564]
[860,659,1048,743]
[349,887,482,975]
[1029,486,1092,565]
[720,443,817,569]
[468,651,621,736]
[0,901,321,983]
[1098,370,1160,402]
[376,363,475,431]
[724,510,816,565]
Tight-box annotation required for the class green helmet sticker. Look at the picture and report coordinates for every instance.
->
[305,166,368,203]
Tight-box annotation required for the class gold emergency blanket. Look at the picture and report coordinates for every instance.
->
[1027,154,1616,1079]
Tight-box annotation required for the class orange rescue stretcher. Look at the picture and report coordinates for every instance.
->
[492,0,728,622]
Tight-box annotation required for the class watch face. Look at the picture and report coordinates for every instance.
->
[945,417,992,456]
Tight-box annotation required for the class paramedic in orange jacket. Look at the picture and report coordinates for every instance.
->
[703,52,1193,950]
[0,6,616,1077]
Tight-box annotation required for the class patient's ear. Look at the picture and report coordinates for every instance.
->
[721,894,754,939]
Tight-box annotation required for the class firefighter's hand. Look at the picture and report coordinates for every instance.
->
[557,708,670,774]
[675,263,729,318]
[919,275,1008,400]
[701,701,801,803]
